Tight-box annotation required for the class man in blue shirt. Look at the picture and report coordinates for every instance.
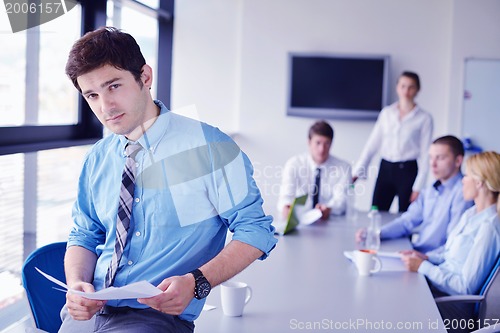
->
[356,135,472,253]
[59,27,277,332]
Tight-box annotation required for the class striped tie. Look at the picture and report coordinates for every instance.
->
[105,143,142,287]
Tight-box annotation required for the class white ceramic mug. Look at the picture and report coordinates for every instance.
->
[353,249,382,276]
[220,281,253,316]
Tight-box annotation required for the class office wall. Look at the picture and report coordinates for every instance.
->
[447,0,500,136]
[171,0,500,214]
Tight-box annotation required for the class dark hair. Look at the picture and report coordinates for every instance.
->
[399,71,421,91]
[65,27,146,92]
[433,135,465,157]
[308,120,334,140]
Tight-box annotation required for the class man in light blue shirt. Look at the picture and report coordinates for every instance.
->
[356,135,473,253]
[59,27,277,332]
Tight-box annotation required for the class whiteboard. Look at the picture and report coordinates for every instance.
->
[462,58,500,153]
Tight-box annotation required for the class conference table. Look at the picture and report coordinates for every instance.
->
[195,213,447,333]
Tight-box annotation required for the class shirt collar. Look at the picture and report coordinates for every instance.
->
[117,99,170,154]
[435,172,463,192]
[470,204,497,224]
[390,102,421,121]
[306,153,330,170]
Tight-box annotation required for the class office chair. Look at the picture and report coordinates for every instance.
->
[435,254,500,331]
[22,242,67,333]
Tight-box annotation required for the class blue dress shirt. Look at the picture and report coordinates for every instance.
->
[380,173,473,253]
[68,100,277,321]
[419,205,500,295]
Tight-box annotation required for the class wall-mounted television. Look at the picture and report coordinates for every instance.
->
[287,53,390,120]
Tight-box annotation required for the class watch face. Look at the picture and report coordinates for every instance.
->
[197,281,211,299]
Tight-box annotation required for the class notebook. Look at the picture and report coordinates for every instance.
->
[273,194,308,235]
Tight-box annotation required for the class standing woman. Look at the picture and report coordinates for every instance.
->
[352,71,433,212]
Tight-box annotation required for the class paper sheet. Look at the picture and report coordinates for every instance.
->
[342,251,406,272]
[36,267,162,300]
[298,208,322,225]
[377,251,403,259]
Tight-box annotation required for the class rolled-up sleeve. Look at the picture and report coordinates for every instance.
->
[68,154,106,253]
[207,132,277,260]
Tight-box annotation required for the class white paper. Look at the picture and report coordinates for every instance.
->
[202,304,217,311]
[342,251,406,272]
[379,257,406,272]
[298,209,322,225]
[36,267,162,300]
[377,251,402,258]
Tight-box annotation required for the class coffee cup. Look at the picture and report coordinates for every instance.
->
[220,281,252,316]
[353,249,382,276]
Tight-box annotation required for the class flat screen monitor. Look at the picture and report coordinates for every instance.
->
[287,53,390,120]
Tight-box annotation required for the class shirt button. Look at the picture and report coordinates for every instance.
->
[128,260,133,266]
[135,231,141,237]
[135,198,140,203]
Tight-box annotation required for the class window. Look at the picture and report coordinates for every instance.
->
[0,18,26,127]
[38,7,82,125]
[0,2,102,156]
[107,0,159,99]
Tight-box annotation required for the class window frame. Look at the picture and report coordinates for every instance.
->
[0,0,174,156]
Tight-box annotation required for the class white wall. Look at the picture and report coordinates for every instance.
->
[171,0,500,214]
[447,0,500,136]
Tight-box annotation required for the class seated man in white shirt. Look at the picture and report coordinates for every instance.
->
[277,120,351,220]
[355,135,473,253]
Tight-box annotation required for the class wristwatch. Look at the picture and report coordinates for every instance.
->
[190,268,211,300]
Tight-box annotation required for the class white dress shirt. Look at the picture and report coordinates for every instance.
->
[419,205,500,295]
[353,102,433,191]
[277,153,351,215]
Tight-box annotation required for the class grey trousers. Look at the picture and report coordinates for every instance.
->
[58,305,95,333]
[58,305,195,333]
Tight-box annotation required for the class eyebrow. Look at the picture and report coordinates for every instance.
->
[82,77,121,96]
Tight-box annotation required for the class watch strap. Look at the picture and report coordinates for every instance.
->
[190,268,203,281]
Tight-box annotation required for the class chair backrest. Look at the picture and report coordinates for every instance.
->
[478,254,500,320]
[22,242,67,333]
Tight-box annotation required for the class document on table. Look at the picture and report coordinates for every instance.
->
[343,251,406,272]
[296,207,322,225]
[36,267,162,300]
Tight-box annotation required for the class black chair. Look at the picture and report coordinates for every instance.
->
[435,254,500,332]
[22,242,67,333]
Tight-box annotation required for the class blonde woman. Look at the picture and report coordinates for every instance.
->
[401,151,500,298]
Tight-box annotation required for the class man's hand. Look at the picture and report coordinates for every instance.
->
[401,250,427,272]
[409,191,419,203]
[137,274,195,315]
[315,204,331,220]
[355,228,367,244]
[282,205,291,219]
[66,282,105,321]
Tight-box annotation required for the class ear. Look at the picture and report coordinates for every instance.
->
[455,155,464,168]
[140,64,153,89]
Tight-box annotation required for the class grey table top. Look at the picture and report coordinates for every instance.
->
[194,214,447,332]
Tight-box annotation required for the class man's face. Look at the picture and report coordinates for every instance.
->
[429,143,462,182]
[308,134,331,164]
[77,64,155,141]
